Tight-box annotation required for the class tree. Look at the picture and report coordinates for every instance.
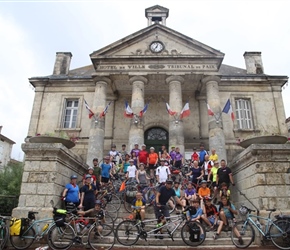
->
[0,162,24,196]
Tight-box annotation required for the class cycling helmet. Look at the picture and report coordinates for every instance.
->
[88,167,94,170]
[95,200,102,205]
[203,196,212,201]
[70,175,77,179]
[85,174,92,179]
[239,206,248,215]
[200,180,207,184]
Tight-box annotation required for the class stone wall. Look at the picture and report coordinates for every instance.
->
[230,144,290,213]
[12,142,88,219]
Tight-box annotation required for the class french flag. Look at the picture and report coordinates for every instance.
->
[99,101,112,118]
[139,103,148,117]
[222,99,235,121]
[166,103,177,116]
[207,103,214,116]
[84,99,95,119]
[124,101,134,118]
[180,102,190,119]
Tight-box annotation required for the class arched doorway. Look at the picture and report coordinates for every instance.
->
[144,127,169,152]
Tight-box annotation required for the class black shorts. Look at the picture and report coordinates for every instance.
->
[154,204,169,222]
[101,177,110,183]
[149,164,157,170]
[174,160,182,168]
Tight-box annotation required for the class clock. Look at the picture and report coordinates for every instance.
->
[150,41,164,53]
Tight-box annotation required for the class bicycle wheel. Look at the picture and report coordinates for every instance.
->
[47,223,75,250]
[103,210,115,228]
[181,221,206,246]
[0,223,9,249]
[231,221,255,248]
[88,223,115,250]
[108,194,121,211]
[10,227,35,250]
[270,219,290,250]
[105,203,118,221]
[115,220,139,246]
[167,197,176,214]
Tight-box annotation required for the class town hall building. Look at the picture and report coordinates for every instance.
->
[27,5,288,166]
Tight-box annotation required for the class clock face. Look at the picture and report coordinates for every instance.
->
[150,41,164,53]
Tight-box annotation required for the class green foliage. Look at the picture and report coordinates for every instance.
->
[0,162,24,196]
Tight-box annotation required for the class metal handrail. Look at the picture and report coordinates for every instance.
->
[235,186,260,218]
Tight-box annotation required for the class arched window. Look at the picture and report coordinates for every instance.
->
[144,127,168,152]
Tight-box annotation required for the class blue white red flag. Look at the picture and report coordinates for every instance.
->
[180,102,190,119]
[166,103,177,116]
[207,103,214,116]
[222,99,235,121]
[124,101,134,118]
[84,99,95,119]
[99,101,112,118]
[139,103,149,117]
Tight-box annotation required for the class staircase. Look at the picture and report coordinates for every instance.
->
[114,203,241,249]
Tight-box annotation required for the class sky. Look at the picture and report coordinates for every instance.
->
[0,0,289,161]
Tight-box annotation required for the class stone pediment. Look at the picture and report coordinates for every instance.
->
[90,23,224,74]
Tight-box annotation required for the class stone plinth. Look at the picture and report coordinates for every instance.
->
[230,144,290,213]
[13,142,88,219]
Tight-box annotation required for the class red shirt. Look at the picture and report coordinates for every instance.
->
[191,152,199,161]
[138,150,149,164]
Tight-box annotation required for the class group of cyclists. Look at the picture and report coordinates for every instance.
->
[61,142,244,243]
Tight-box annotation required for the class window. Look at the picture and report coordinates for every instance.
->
[146,128,168,140]
[235,99,253,129]
[63,99,79,128]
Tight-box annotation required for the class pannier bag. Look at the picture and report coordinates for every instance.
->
[188,222,201,242]
[10,218,29,236]
[53,208,67,227]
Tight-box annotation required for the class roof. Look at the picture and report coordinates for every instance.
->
[0,134,15,145]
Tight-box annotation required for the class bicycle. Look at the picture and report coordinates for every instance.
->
[48,211,114,250]
[231,205,290,249]
[115,208,206,247]
[9,211,55,250]
[0,216,9,250]
[96,186,121,211]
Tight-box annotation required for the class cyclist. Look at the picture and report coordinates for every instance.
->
[79,174,99,211]
[182,182,197,207]
[156,159,171,185]
[62,175,80,209]
[219,196,243,244]
[131,192,146,221]
[154,179,184,236]
[198,180,211,199]
[78,200,105,235]
[207,161,220,203]
[186,198,203,222]
[201,197,223,239]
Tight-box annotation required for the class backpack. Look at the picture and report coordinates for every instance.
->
[10,218,29,236]
[188,222,201,242]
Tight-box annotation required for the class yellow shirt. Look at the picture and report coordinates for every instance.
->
[209,154,218,162]
[210,166,219,182]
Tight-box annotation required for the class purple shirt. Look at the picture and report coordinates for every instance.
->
[185,188,196,196]
[131,149,140,157]
[175,152,183,161]
[169,150,176,160]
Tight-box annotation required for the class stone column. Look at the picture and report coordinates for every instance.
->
[202,75,227,161]
[166,76,185,154]
[128,76,147,150]
[87,77,110,165]
[197,96,208,139]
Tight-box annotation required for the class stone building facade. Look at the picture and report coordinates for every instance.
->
[0,126,15,169]
[27,5,288,166]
